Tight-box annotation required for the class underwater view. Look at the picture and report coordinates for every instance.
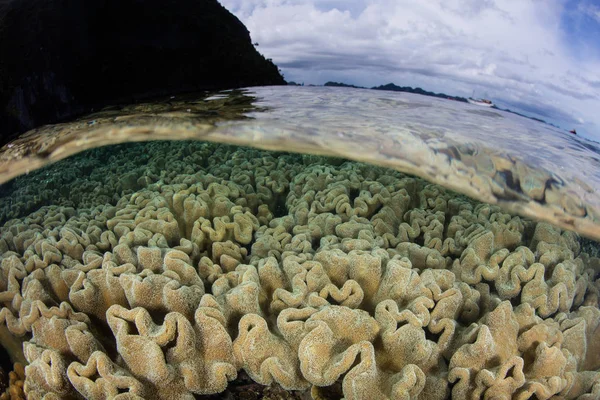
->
[0,87,598,399]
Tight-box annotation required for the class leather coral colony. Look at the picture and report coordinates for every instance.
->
[0,141,599,399]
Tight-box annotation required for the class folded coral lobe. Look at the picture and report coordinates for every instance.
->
[0,142,599,399]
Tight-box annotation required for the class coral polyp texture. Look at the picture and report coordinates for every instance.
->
[0,141,599,399]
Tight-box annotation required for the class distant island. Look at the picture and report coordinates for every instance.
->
[320,81,558,129]
[323,81,365,89]
[324,81,467,102]
[370,83,469,103]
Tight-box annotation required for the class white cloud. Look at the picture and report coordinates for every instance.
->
[220,0,600,139]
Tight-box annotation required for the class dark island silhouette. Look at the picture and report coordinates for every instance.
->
[0,0,285,147]
[371,82,469,103]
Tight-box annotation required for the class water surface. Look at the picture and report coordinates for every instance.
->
[1,86,599,240]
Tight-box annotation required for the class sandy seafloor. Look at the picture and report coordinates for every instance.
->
[0,86,599,399]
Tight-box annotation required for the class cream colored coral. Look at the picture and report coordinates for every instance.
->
[0,143,598,399]
[234,313,310,390]
[68,351,146,399]
[106,303,237,397]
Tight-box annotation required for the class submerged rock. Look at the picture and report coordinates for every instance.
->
[0,0,285,145]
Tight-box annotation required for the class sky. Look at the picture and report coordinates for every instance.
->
[219,0,600,141]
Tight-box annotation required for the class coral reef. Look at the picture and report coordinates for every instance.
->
[1,141,599,399]
[0,362,25,400]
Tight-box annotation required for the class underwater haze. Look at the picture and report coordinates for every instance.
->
[0,87,599,399]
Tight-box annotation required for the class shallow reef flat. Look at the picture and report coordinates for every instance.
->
[0,141,599,399]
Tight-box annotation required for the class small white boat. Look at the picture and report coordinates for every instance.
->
[467,97,494,107]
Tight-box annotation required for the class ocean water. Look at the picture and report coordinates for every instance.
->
[0,86,598,399]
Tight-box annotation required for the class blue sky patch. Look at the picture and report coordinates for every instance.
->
[561,0,600,60]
